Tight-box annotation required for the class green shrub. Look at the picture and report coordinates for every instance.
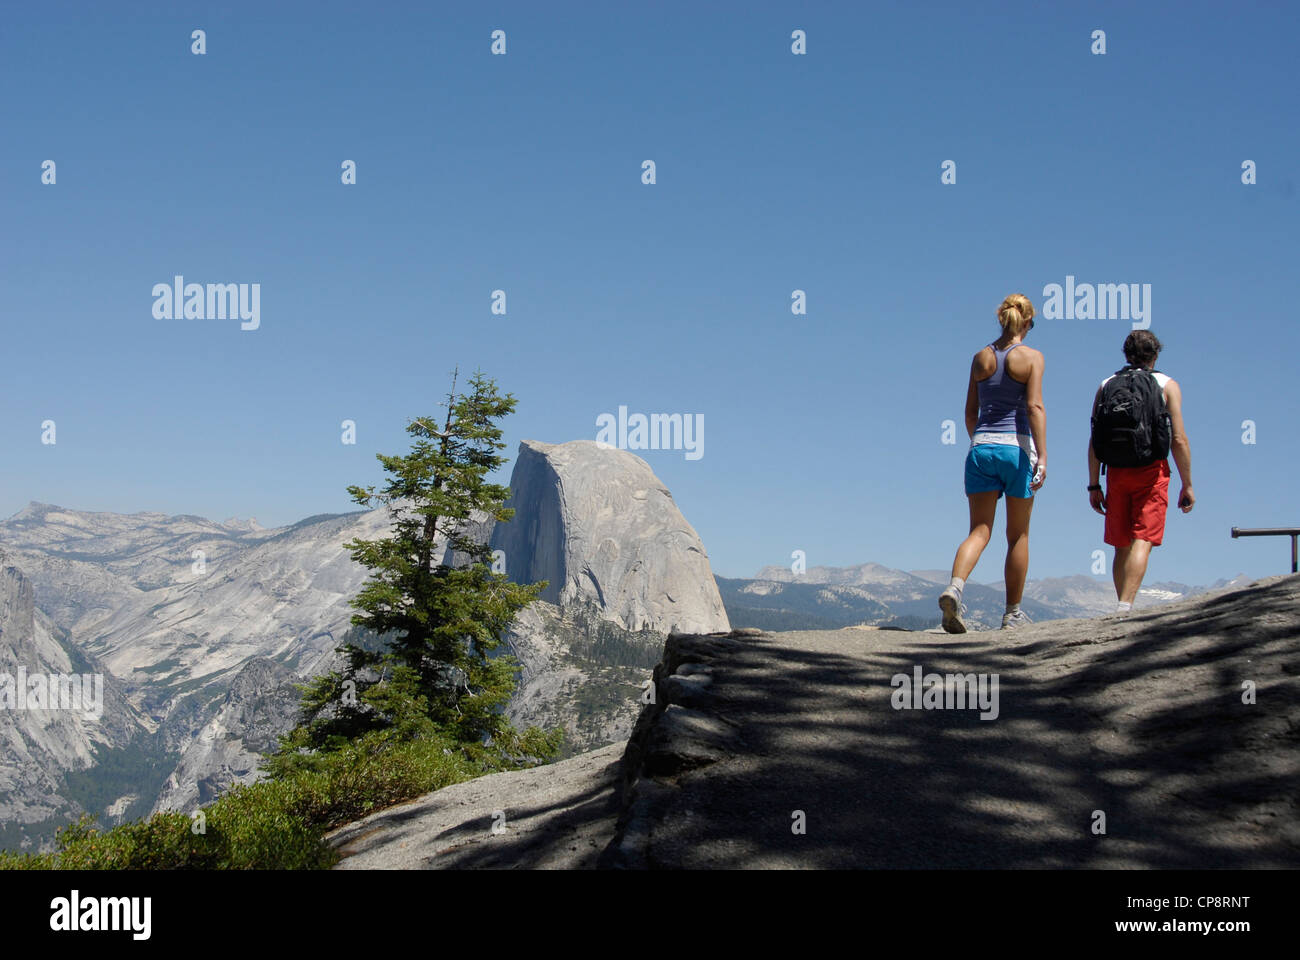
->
[0,727,559,870]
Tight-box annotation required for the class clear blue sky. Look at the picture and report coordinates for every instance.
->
[2,1,1297,586]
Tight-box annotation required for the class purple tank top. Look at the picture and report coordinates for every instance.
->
[976,343,1029,435]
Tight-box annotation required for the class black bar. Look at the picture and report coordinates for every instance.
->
[0,869,1289,947]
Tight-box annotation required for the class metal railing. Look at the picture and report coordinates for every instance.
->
[1230,527,1300,573]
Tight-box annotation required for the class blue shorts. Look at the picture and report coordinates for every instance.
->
[964,443,1035,499]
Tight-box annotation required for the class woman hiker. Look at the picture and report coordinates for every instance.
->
[938,293,1047,632]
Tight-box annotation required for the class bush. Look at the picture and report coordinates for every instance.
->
[0,727,559,870]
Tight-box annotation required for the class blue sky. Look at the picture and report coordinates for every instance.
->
[2,0,1297,586]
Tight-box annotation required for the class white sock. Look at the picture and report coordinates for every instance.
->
[949,576,965,595]
[1116,601,1132,613]
[1005,603,1021,616]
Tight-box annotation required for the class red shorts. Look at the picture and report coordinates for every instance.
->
[1104,460,1171,547]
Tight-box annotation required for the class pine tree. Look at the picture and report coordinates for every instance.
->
[281,369,547,754]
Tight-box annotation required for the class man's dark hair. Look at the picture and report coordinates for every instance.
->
[1123,330,1163,368]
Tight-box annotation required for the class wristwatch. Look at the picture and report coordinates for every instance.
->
[1087,484,1102,492]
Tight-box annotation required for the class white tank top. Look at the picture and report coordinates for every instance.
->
[1101,369,1171,397]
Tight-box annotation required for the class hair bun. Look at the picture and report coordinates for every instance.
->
[997,294,1034,333]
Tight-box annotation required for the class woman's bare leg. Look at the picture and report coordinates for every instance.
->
[951,491,1000,581]
[1002,495,1035,605]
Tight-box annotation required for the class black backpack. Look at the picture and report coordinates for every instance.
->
[1091,366,1172,469]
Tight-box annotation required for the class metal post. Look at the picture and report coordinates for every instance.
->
[1230,526,1300,574]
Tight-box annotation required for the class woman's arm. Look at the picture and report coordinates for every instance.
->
[1025,351,1047,486]
[964,357,980,438]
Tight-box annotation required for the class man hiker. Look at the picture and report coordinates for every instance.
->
[1088,330,1195,614]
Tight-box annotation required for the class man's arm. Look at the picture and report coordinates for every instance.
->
[1088,386,1105,514]
[1164,378,1194,512]
[1025,350,1047,489]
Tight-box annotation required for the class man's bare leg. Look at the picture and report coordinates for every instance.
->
[1115,538,1153,605]
[1112,543,1129,599]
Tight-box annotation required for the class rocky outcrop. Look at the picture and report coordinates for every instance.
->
[491,440,730,636]
[600,628,758,868]
[602,574,1300,868]
[328,574,1300,869]
[329,743,627,869]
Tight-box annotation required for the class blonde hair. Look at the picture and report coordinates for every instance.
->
[997,293,1035,337]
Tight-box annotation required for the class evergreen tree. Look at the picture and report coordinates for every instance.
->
[279,370,547,755]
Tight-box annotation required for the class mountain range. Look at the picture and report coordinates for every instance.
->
[719,562,1250,632]
[0,440,729,850]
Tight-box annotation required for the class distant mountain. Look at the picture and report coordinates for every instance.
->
[719,563,1250,631]
[0,552,148,849]
[0,440,731,847]
[730,562,1055,630]
[996,573,1253,619]
[0,503,400,833]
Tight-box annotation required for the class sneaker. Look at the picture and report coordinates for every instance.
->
[1001,609,1033,630]
[938,587,967,634]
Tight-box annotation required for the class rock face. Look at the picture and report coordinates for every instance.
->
[0,552,145,848]
[154,657,303,811]
[499,599,661,758]
[0,557,88,836]
[491,440,729,636]
[329,742,627,870]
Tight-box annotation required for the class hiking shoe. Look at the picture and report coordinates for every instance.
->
[938,587,966,634]
[1001,609,1033,630]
